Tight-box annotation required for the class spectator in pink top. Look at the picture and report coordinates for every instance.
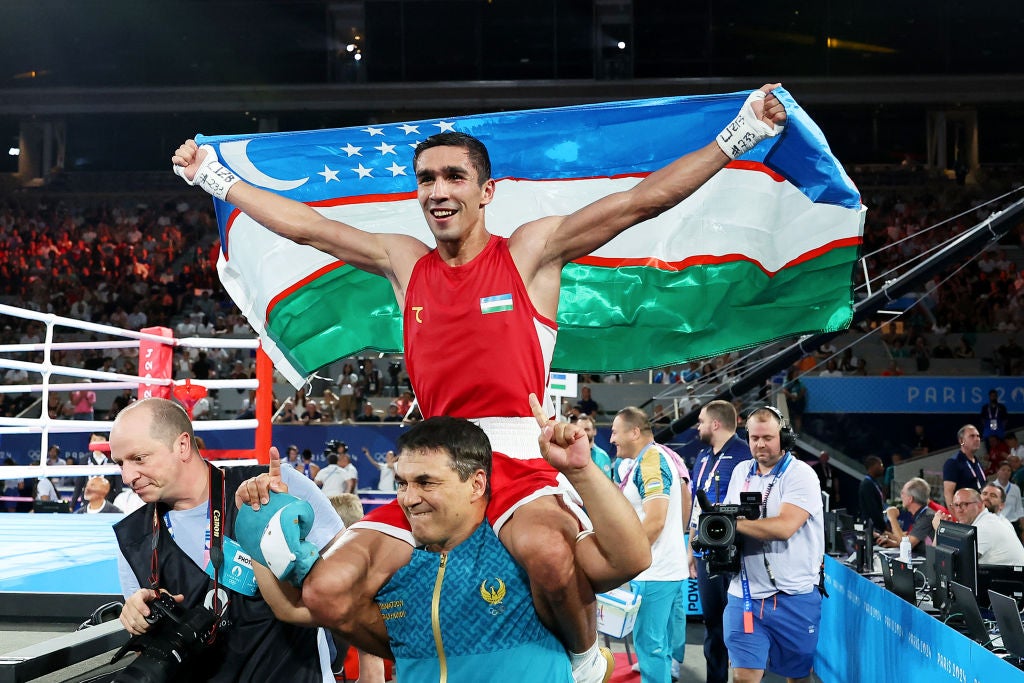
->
[71,382,97,420]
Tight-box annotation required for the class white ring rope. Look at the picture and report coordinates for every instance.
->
[0,302,269,484]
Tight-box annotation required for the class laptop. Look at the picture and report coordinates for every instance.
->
[989,590,1024,660]
[949,582,992,646]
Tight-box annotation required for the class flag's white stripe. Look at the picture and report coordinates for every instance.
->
[219,167,863,357]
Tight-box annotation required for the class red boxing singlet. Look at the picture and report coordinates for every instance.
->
[403,234,557,419]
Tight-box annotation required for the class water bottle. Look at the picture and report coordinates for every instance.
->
[899,535,912,563]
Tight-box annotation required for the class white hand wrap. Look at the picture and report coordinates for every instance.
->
[173,144,239,201]
[716,90,784,160]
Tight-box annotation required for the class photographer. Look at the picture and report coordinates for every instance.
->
[722,406,824,683]
[109,398,343,682]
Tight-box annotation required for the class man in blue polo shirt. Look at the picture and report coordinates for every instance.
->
[689,400,752,683]
[942,424,987,511]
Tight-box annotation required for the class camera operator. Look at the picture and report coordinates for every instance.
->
[109,398,343,682]
[689,400,752,683]
[722,406,824,683]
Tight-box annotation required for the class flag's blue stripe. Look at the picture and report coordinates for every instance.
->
[197,89,860,217]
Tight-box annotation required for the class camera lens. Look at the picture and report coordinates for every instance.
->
[699,514,735,547]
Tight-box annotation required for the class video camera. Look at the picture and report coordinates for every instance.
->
[691,489,762,574]
[323,439,347,458]
[111,592,218,683]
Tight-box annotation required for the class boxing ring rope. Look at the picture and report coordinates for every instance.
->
[0,302,274,485]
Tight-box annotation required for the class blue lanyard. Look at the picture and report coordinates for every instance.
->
[739,453,792,626]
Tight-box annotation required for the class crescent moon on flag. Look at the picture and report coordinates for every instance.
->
[219,140,309,191]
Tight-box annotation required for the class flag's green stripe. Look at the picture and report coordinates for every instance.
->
[264,265,403,376]
[552,246,859,371]
[266,247,858,377]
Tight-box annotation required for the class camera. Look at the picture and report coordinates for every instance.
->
[111,592,218,683]
[691,490,762,574]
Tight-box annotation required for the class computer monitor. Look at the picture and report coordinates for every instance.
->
[978,564,1024,610]
[826,508,855,556]
[935,520,978,596]
[848,519,874,575]
[948,581,991,646]
[881,555,917,605]
[922,544,944,611]
[989,590,1024,660]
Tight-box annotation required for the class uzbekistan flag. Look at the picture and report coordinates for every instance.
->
[198,88,865,388]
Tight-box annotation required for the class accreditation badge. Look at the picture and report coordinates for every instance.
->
[205,537,259,596]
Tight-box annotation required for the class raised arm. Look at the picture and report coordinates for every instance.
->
[171,140,429,291]
[529,394,651,591]
[512,84,785,270]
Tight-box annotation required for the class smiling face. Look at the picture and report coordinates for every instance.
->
[394,447,486,553]
[414,146,495,248]
[609,415,639,460]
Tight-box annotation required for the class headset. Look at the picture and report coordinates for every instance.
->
[745,405,798,452]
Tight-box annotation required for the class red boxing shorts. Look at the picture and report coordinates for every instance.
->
[349,451,589,545]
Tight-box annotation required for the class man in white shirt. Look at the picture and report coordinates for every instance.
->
[315,452,358,496]
[944,488,1024,566]
[723,406,824,683]
[609,407,689,683]
[990,464,1024,528]
[34,473,59,501]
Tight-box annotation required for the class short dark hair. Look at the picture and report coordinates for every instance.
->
[396,416,492,486]
[328,453,339,465]
[703,400,737,431]
[412,132,492,184]
[984,484,1006,503]
[615,406,652,435]
[864,455,883,470]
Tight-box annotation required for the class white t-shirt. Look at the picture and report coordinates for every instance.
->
[35,477,58,500]
[620,443,688,582]
[113,489,146,515]
[377,465,396,492]
[315,464,357,497]
[997,481,1024,523]
[974,508,1024,565]
[338,372,358,397]
[725,455,825,599]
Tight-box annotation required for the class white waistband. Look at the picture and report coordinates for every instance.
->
[470,417,542,460]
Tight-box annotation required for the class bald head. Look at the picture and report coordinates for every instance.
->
[113,398,197,455]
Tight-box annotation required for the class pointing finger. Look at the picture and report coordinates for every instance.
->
[268,447,281,480]
[528,393,549,429]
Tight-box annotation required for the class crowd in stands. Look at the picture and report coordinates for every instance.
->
[0,170,1021,429]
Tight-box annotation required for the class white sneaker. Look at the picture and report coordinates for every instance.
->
[630,661,641,673]
[670,658,681,680]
